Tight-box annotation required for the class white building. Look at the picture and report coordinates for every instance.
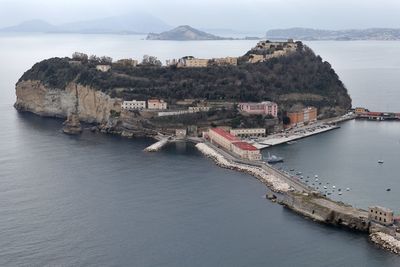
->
[148,99,167,110]
[96,65,111,72]
[122,100,146,110]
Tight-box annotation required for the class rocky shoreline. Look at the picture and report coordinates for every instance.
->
[370,232,400,254]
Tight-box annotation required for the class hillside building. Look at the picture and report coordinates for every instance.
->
[287,107,317,126]
[115,59,138,67]
[213,57,238,66]
[230,128,266,137]
[177,56,209,68]
[238,101,278,117]
[248,54,265,63]
[121,100,146,110]
[148,99,168,110]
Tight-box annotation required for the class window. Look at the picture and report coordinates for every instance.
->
[384,219,386,222]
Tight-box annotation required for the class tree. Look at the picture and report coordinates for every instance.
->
[141,55,162,66]
[72,52,88,62]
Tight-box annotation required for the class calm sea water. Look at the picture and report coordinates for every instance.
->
[1,33,400,266]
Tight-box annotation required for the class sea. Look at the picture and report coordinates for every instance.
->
[0,33,400,266]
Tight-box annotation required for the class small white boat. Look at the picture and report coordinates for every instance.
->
[323,186,327,189]
[338,192,342,195]
[332,185,336,189]
[346,188,350,191]
[315,175,318,178]
[315,178,319,181]
[378,160,384,164]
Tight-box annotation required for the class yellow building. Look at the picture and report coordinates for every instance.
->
[230,128,266,137]
[178,56,209,68]
[213,57,238,66]
[369,206,394,226]
[355,107,368,114]
[248,54,265,63]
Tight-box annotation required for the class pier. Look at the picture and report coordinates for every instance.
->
[144,135,171,152]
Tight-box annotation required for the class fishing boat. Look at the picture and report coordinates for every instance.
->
[378,160,384,164]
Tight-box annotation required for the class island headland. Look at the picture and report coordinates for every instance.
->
[14,40,351,137]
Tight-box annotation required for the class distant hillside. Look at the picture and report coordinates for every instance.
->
[266,27,400,40]
[147,25,230,40]
[0,14,171,34]
[0,19,57,32]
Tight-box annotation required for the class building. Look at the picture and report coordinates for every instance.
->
[355,107,368,114]
[188,106,210,112]
[175,129,187,139]
[248,54,265,63]
[287,107,317,126]
[231,141,262,161]
[177,56,209,68]
[230,128,266,137]
[208,127,239,151]
[147,99,167,110]
[207,128,262,161]
[213,57,238,66]
[238,101,278,117]
[115,59,138,67]
[121,100,146,110]
[369,206,394,226]
[96,65,111,72]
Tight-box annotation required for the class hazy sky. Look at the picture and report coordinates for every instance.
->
[1,0,400,31]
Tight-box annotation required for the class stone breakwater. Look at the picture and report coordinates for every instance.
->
[370,232,400,254]
[195,143,290,193]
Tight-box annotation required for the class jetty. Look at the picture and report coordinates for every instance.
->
[144,135,171,152]
[195,141,400,253]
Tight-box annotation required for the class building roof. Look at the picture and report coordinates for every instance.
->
[210,128,239,142]
[369,206,394,213]
[232,141,259,151]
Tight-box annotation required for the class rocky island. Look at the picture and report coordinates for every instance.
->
[146,25,230,40]
[14,40,351,137]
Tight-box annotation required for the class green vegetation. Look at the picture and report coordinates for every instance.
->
[18,43,351,117]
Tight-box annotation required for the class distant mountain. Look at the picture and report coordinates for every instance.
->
[0,19,57,32]
[266,27,400,41]
[57,14,171,34]
[146,25,230,40]
[0,14,171,34]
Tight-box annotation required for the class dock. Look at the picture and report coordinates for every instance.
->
[144,135,171,152]
[252,124,340,149]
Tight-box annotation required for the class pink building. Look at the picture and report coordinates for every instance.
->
[238,101,278,117]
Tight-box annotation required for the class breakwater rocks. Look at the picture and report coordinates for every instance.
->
[280,193,370,231]
[370,232,400,254]
[195,143,290,193]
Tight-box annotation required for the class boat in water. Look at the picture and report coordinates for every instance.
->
[287,141,297,145]
[378,160,384,164]
[266,153,284,164]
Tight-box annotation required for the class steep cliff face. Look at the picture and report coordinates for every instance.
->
[15,80,122,123]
